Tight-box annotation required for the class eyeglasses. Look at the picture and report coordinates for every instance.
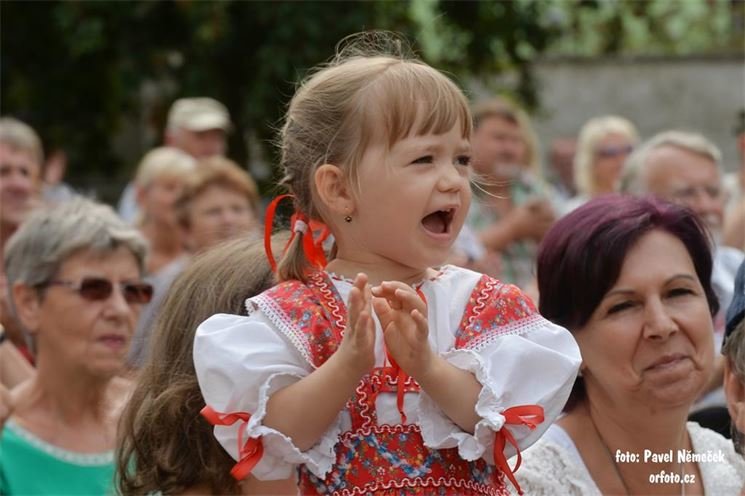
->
[595,144,634,158]
[42,277,154,304]
[671,184,723,202]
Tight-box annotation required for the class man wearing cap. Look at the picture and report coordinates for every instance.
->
[117,97,232,222]
[723,260,745,463]
[164,97,231,159]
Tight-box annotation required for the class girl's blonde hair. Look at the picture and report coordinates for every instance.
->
[276,33,472,282]
[574,115,638,196]
[116,234,287,495]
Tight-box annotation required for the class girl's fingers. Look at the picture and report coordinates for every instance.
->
[372,282,425,312]
[371,295,394,326]
[347,286,363,333]
[353,272,368,292]
[394,288,426,314]
[361,283,372,309]
[355,311,368,341]
[411,309,428,339]
[371,286,401,310]
[371,281,409,299]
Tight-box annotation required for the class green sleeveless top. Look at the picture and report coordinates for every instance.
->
[0,419,115,495]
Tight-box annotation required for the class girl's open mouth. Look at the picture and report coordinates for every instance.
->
[421,208,455,235]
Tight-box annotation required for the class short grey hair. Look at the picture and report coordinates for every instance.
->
[723,320,745,454]
[0,117,44,166]
[621,130,722,195]
[724,321,745,385]
[4,197,148,290]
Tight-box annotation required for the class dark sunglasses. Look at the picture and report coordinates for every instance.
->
[43,277,154,304]
[595,144,634,158]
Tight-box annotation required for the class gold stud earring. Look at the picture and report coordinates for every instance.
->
[344,215,352,223]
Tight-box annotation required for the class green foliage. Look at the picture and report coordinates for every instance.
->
[2,0,741,200]
[536,0,742,56]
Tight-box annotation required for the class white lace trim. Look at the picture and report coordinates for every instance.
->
[6,419,114,466]
[463,314,548,352]
[251,293,315,367]
[418,349,508,462]
[324,265,451,288]
[248,372,343,478]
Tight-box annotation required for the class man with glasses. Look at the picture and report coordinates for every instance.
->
[622,130,745,435]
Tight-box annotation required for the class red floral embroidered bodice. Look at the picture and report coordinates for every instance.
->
[261,272,509,496]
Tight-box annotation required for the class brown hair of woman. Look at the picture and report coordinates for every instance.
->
[116,233,294,495]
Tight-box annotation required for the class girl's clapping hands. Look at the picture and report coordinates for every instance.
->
[337,273,376,376]
[371,282,434,380]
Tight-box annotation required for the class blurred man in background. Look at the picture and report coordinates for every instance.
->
[118,97,232,222]
[0,117,44,359]
[622,130,745,435]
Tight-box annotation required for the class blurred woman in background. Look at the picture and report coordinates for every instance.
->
[128,156,262,368]
[117,235,296,495]
[563,115,638,213]
[0,198,151,494]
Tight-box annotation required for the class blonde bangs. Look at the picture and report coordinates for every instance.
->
[355,61,472,155]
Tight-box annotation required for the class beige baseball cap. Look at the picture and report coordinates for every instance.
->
[167,97,232,132]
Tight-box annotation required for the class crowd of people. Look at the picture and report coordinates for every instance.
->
[0,32,744,495]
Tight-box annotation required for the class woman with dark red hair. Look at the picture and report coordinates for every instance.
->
[513,195,744,495]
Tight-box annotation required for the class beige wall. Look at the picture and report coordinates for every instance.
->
[528,55,744,172]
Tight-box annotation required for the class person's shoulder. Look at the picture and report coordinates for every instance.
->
[687,421,745,467]
[687,421,737,451]
[436,265,536,311]
[687,421,745,491]
[436,264,482,283]
[476,273,537,312]
[715,245,745,267]
[514,432,597,496]
[249,277,324,315]
[258,277,313,298]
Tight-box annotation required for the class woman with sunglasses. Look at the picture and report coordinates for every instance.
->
[0,197,152,495]
[561,115,638,215]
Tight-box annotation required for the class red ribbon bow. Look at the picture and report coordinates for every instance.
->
[201,405,264,481]
[382,348,409,424]
[493,405,544,495]
[264,194,329,273]
[381,286,428,425]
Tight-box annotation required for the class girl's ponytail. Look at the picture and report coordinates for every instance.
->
[264,195,327,283]
[276,226,312,282]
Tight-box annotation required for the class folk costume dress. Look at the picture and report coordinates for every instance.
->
[194,265,581,495]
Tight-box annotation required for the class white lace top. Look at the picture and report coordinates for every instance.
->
[193,265,582,481]
[512,422,745,495]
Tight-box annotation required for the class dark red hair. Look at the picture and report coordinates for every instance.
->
[538,194,718,329]
[537,195,719,409]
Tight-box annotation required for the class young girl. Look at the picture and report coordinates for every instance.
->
[194,37,581,496]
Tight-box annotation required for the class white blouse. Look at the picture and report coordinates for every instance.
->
[193,265,582,481]
[512,422,745,495]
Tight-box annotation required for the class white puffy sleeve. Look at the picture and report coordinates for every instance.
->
[193,311,343,480]
[417,279,581,466]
